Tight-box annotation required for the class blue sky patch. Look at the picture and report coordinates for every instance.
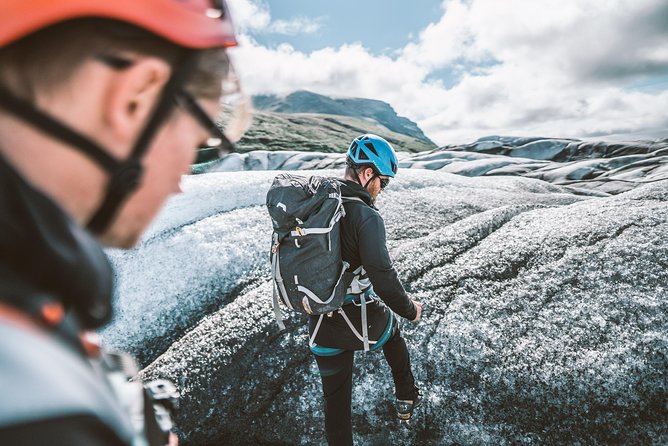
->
[250,0,444,55]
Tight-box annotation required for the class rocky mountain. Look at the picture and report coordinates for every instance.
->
[251,90,434,145]
[103,167,668,445]
[224,108,437,156]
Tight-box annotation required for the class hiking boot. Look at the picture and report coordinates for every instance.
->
[396,388,422,422]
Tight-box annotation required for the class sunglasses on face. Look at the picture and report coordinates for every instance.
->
[378,177,391,189]
[173,88,233,153]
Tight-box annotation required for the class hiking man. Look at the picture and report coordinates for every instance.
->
[0,1,241,444]
[309,134,423,445]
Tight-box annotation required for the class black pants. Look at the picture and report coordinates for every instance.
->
[313,327,417,446]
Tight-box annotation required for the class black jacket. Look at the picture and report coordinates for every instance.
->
[339,180,416,320]
[309,180,416,351]
[0,155,133,446]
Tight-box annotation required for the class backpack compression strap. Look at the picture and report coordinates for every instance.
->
[271,232,287,330]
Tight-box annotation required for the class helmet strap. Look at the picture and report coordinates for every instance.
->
[353,165,377,190]
[347,162,378,204]
[0,85,121,173]
[362,173,377,190]
[87,50,198,233]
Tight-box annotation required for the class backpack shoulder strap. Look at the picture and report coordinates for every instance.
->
[341,196,366,204]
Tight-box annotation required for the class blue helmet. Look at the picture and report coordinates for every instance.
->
[346,134,398,177]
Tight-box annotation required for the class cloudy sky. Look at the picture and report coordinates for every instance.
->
[227,0,668,145]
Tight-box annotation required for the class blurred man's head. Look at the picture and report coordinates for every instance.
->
[0,1,241,247]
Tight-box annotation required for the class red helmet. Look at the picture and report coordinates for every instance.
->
[0,0,237,49]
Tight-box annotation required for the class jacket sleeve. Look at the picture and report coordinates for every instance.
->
[357,212,417,321]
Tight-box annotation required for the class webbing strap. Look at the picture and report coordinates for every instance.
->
[338,309,362,341]
[344,286,374,305]
[297,261,349,306]
[369,311,395,352]
[309,314,324,348]
[0,85,120,172]
[271,233,287,329]
[271,262,285,330]
[360,293,370,351]
[337,307,377,347]
[347,265,371,295]
[272,238,293,312]
[342,196,365,204]
[290,226,334,237]
[290,194,345,238]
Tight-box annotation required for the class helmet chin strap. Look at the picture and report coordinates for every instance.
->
[363,174,378,190]
[0,50,198,235]
[353,167,378,205]
[87,50,197,234]
[353,166,377,190]
[0,84,121,174]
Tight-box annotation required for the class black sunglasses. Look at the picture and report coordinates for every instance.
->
[94,54,234,159]
[173,88,234,153]
[379,177,391,189]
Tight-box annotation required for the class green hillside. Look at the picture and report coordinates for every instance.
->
[233,110,437,154]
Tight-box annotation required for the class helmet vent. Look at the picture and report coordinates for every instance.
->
[364,142,378,156]
[350,141,359,157]
[391,160,397,173]
[206,8,224,18]
[358,150,369,160]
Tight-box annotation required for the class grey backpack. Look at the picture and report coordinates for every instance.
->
[266,174,354,328]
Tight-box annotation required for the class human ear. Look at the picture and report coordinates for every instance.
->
[102,57,172,156]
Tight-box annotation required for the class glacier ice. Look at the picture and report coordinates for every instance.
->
[104,169,668,445]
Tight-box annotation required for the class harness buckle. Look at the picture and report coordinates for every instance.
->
[351,289,375,306]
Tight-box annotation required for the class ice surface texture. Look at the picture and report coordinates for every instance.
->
[106,169,668,445]
[198,137,668,196]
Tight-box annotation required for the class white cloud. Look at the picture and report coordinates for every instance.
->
[267,17,323,35]
[227,0,323,35]
[228,0,668,145]
[227,0,271,32]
